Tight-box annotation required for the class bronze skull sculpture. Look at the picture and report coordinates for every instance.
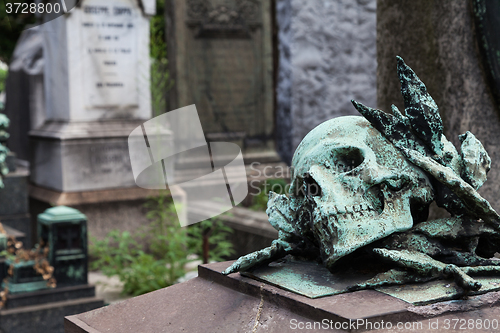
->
[223,57,500,293]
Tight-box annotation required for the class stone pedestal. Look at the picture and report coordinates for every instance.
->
[2,284,103,333]
[65,261,500,332]
[30,120,147,192]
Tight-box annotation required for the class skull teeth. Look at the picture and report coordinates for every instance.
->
[333,204,378,219]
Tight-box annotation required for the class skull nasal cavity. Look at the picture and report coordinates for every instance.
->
[305,175,322,197]
[331,147,364,173]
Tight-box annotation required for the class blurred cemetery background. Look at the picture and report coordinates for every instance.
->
[0,0,499,332]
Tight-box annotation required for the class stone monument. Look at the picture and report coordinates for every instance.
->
[224,57,500,297]
[166,0,278,163]
[28,0,168,240]
[64,4,500,330]
[65,57,500,333]
[31,0,155,192]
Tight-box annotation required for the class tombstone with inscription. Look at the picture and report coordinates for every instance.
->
[28,0,166,240]
[166,0,278,163]
[30,0,156,193]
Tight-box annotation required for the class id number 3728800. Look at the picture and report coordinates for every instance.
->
[5,1,66,14]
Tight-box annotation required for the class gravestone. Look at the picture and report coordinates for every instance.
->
[166,0,278,163]
[275,0,377,163]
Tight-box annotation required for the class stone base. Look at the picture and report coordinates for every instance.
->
[6,284,98,309]
[2,284,103,333]
[28,184,171,207]
[29,120,166,192]
[29,185,182,241]
[65,261,500,332]
[3,297,103,333]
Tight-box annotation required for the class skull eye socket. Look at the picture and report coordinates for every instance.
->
[330,147,364,173]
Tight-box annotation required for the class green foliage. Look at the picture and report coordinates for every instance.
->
[0,68,7,93]
[90,195,190,296]
[89,194,235,296]
[0,1,37,63]
[89,231,132,293]
[143,194,190,284]
[250,178,289,211]
[150,1,172,116]
[122,252,177,296]
[188,218,235,263]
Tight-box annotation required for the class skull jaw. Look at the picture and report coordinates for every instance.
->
[313,187,415,271]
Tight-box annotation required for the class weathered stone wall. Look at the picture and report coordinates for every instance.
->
[276,0,377,163]
[377,0,500,214]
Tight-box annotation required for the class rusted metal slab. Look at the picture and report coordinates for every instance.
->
[376,277,500,306]
[242,257,375,298]
[242,257,500,305]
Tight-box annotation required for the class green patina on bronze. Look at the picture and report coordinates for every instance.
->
[38,206,89,287]
[2,259,51,294]
[223,57,500,301]
[241,257,372,299]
